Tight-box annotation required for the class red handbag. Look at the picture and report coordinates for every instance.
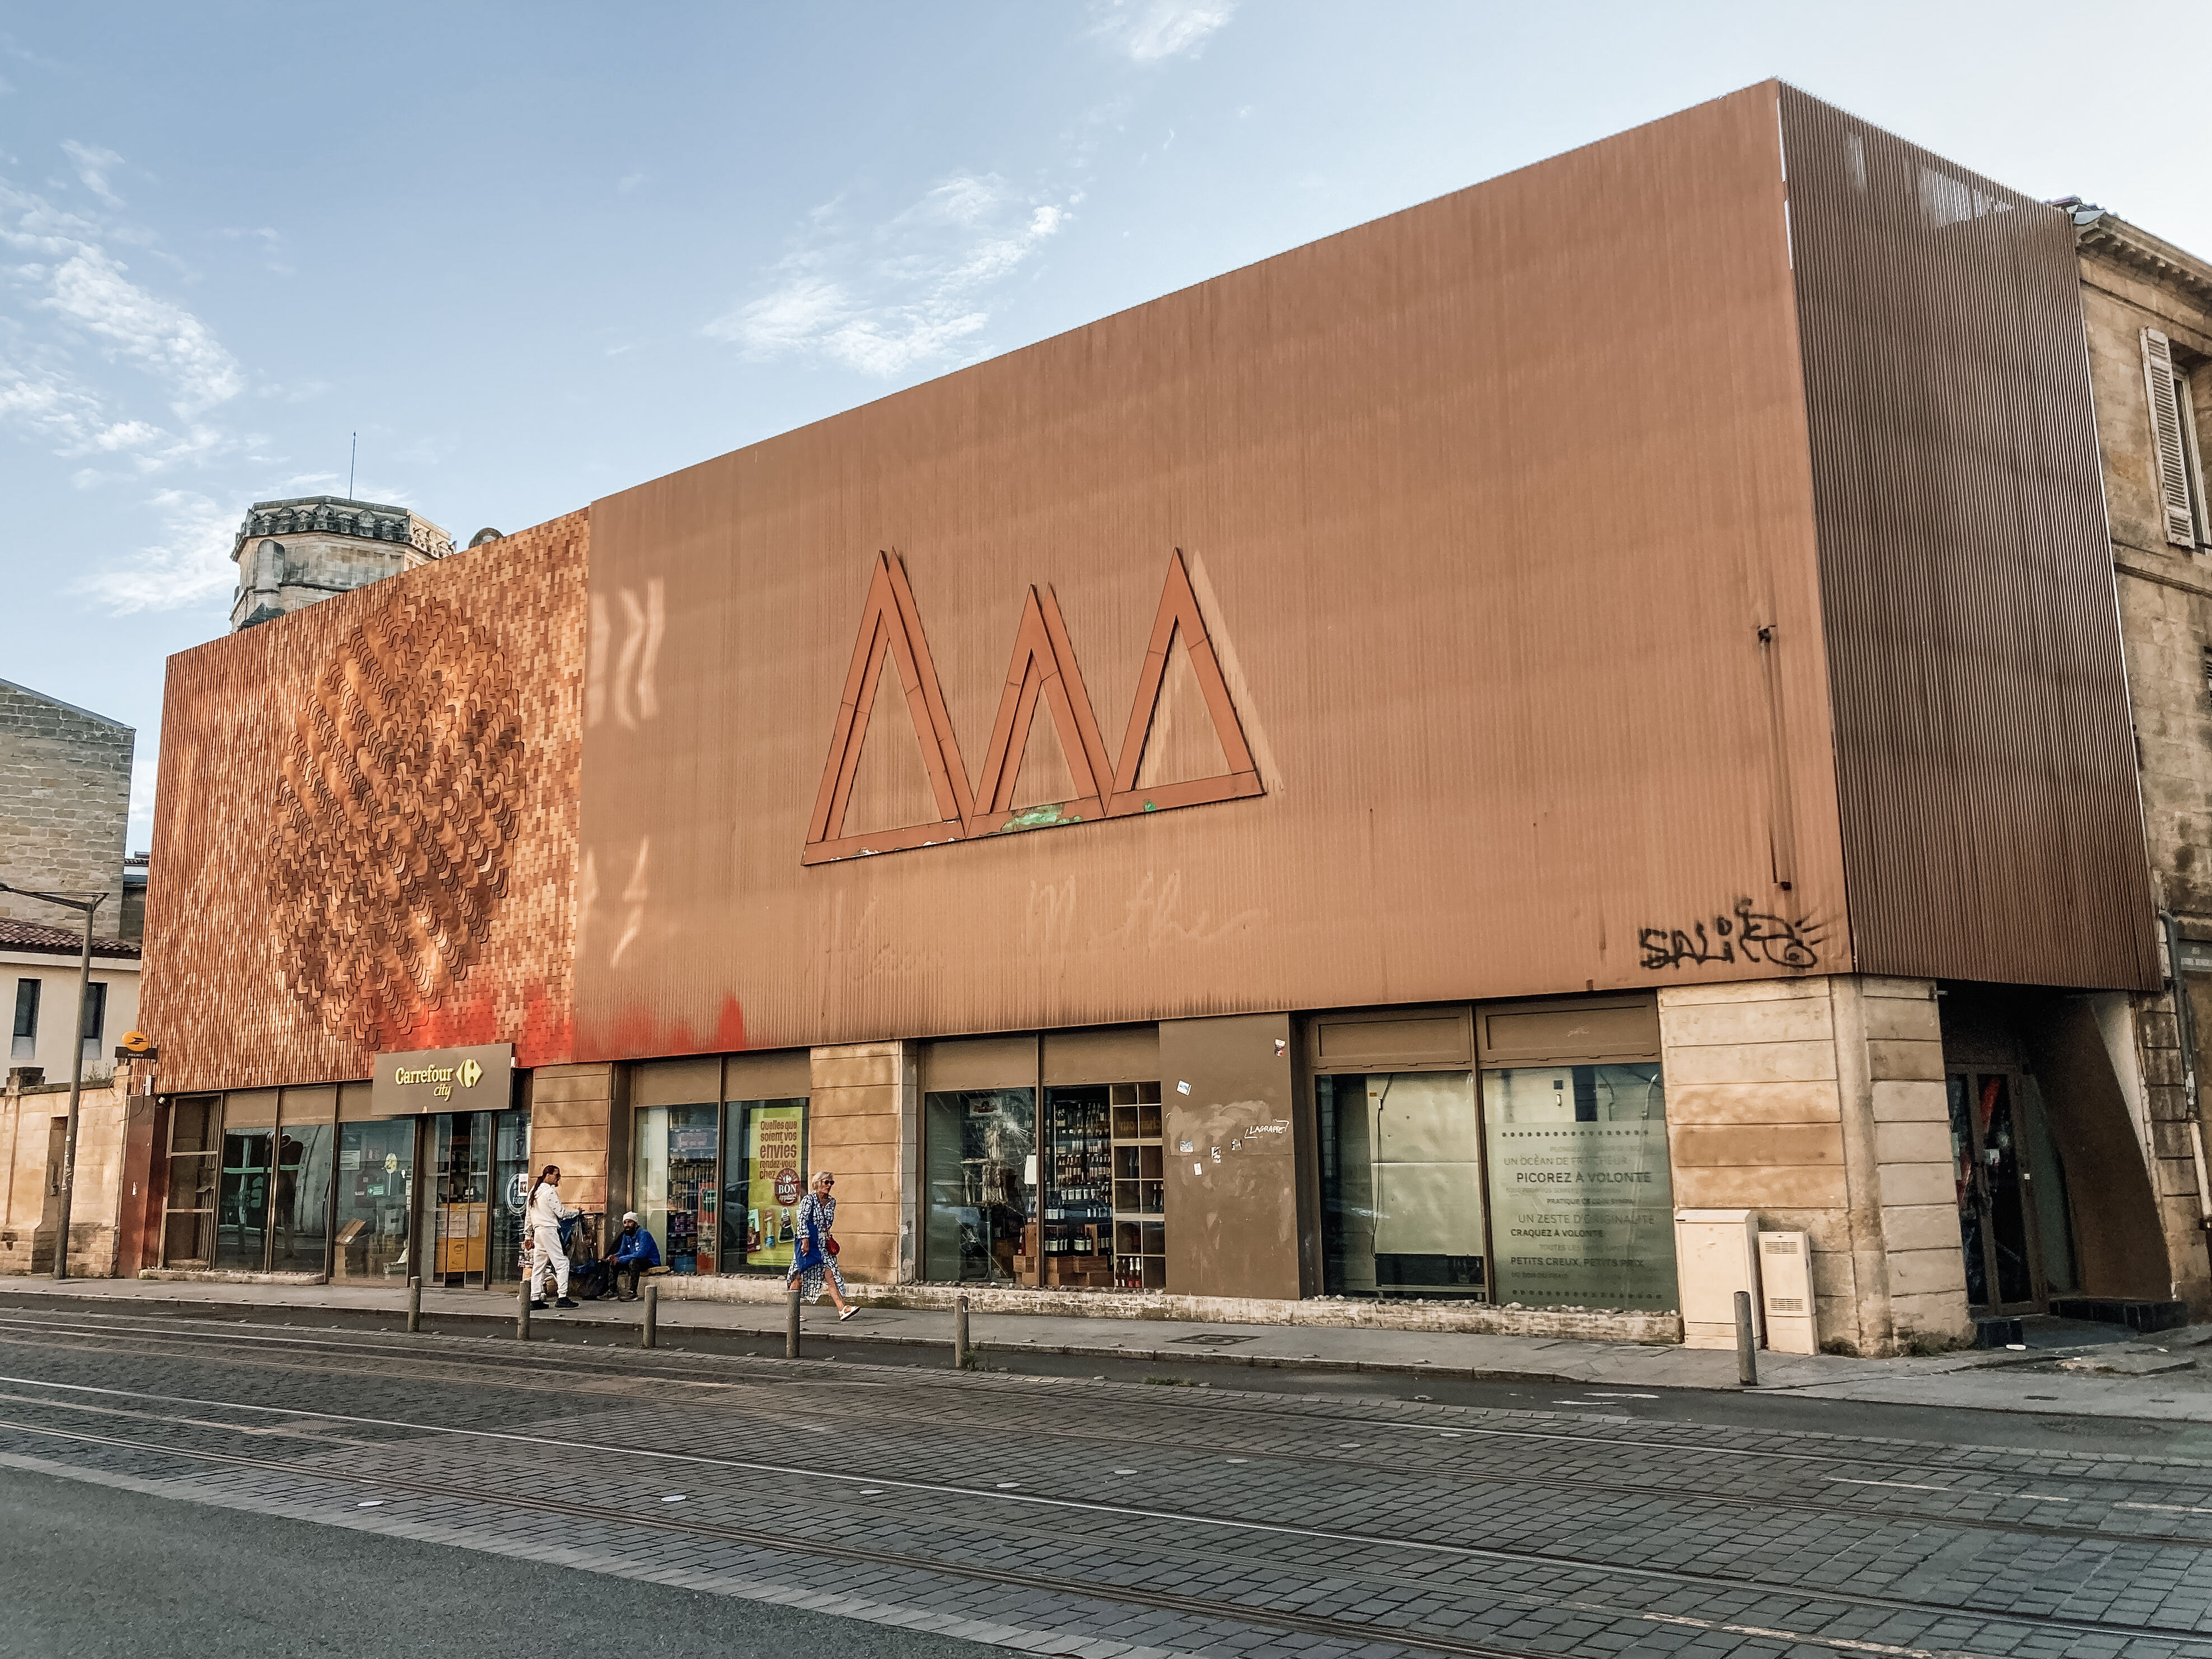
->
[826,1235,840,1257]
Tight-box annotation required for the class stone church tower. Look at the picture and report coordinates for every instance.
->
[228,496,463,631]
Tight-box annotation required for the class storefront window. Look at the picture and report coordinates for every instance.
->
[1319,1072,1485,1299]
[271,1125,332,1273]
[924,1088,1034,1283]
[636,1104,719,1274]
[1481,1063,1676,1312]
[215,1129,272,1272]
[334,1120,414,1281]
[722,1098,807,1272]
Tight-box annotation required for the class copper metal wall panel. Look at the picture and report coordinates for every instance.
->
[575,84,1852,1054]
[140,512,590,1093]
[1779,89,2159,989]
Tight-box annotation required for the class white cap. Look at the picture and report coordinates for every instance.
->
[622,1211,638,1223]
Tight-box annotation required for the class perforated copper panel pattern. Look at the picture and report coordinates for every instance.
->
[1780,89,2159,989]
[142,511,588,1092]
[268,595,524,1049]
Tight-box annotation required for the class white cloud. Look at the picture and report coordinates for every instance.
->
[708,173,1069,377]
[43,247,242,414]
[61,140,123,205]
[1089,0,1236,62]
[71,487,238,613]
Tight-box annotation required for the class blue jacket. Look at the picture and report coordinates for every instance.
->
[609,1225,661,1268]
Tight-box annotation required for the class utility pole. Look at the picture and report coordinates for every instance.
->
[0,881,105,1280]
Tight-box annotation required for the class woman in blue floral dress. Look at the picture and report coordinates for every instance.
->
[788,1170,857,1320]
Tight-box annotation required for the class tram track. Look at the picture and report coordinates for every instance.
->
[0,1402,2200,1659]
[8,1308,2212,1540]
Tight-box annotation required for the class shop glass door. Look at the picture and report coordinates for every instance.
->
[215,1128,273,1272]
[924,1088,1035,1283]
[489,1109,530,1286]
[1948,1069,2052,1313]
[160,1096,219,1267]
[1319,1072,1485,1299]
[433,1111,493,1286]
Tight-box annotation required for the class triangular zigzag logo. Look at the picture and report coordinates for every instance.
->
[803,549,1262,865]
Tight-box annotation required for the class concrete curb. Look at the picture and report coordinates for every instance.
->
[0,1289,1586,1384]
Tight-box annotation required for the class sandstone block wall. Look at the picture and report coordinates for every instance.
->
[527,1062,615,1220]
[0,680,132,929]
[808,1041,913,1284]
[0,1076,127,1275]
[1659,975,1969,1355]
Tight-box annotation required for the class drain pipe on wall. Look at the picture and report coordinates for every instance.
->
[2160,910,2212,1231]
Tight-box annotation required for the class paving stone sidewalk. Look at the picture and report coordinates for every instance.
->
[6,1272,2211,1421]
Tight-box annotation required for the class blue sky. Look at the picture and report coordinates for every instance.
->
[3,0,2209,846]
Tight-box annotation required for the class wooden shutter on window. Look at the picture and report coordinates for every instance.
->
[2145,328,2200,547]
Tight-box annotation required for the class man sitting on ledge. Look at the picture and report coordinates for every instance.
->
[605,1211,661,1301]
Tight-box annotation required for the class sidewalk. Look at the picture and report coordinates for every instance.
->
[5,1273,2210,1421]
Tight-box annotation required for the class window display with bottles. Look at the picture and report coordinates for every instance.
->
[722,1097,807,1272]
[1108,1082,1165,1289]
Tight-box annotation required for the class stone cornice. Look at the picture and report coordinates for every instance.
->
[232,495,455,562]
[2072,207,2212,310]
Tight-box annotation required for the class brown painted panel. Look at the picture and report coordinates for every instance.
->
[335,1081,376,1123]
[1160,1012,1300,1300]
[1310,1007,1472,1072]
[923,1036,1036,1093]
[630,1055,721,1108]
[1476,996,1661,1067]
[573,83,1848,1056]
[1042,1025,1160,1086]
[224,1089,278,1128]
[279,1085,336,1125]
[724,1049,811,1099]
[1780,87,2158,989]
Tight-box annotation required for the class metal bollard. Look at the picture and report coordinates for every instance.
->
[1734,1289,1758,1387]
[641,1282,659,1350]
[517,1272,533,1342]
[954,1291,971,1370]
[786,1284,802,1360]
[407,1276,421,1334]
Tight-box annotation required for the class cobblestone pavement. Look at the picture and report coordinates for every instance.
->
[6,1306,2212,1657]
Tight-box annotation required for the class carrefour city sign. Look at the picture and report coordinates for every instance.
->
[371,1042,514,1114]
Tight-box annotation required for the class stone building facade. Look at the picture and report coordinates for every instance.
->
[2072,205,2212,1310]
[229,495,456,631]
[0,678,133,930]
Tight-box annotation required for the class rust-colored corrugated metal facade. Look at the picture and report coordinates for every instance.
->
[141,82,2157,1091]
[571,81,1854,1057]
[1778,88,2158,989]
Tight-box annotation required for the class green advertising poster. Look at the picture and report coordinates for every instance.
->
[745,1105,805,1269]
[1481,1065,1678,1312]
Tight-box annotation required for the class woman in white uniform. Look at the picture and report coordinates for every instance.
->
[525,1164,581,1309]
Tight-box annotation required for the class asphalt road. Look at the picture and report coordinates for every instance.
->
[4,1302,2212,1657]
[1,1461,988,1658]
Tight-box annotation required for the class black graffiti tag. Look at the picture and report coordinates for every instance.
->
[1638,898,1821,972]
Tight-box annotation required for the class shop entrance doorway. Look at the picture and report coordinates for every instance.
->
[1947,1068,2072,1314]
[433,1109,530,1288]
